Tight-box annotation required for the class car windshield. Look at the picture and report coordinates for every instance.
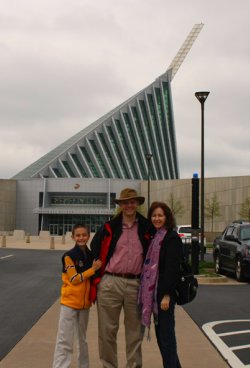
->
[179,227,192,233]
[240,226,250,240]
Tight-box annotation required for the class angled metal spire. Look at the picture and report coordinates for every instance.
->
[167,23,204,81]
[13,24,205,181]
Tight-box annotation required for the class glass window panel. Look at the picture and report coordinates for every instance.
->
[107,126,129,178]
[52,167,63,177]
[89,140,109,178]
[98,133,119,177]
[62,161,76,177]
[48,192,115,208]
[80,147,99,177]
[71,154,88,177]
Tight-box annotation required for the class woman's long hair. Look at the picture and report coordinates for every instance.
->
[148,201,176,230]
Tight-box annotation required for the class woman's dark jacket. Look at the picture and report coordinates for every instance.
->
[156,228,183,297]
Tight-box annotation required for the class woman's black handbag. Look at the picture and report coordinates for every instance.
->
[175,261,198,305]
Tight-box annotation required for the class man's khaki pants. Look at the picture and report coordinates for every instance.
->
[97,274,143,368]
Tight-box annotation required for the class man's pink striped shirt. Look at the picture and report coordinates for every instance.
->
[105,220,143,275]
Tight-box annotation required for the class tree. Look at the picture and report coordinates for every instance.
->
[205,193,221,232]
[167,192,185,220]
[239,197,250,222]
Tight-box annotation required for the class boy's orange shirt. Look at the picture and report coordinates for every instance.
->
[61,248,95,310]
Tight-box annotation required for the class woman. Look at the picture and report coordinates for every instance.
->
[138,201,183,368]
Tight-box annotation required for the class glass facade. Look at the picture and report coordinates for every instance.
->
[15,78,179,181]
[48,192,116,207]
[89,140,109,178]
[42,214,110,235]
[106,126,129,178]
[52,167,63,177]
[80,147,99,177]
[62,161,76,177]
[98,133,119,178]
[71,154,88,177]
[39,192,116,234]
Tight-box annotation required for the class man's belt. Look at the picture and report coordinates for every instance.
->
[105,271,140,279]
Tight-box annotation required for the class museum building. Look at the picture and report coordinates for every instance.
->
[12,24,203,235]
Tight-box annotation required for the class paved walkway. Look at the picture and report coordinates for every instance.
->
[0,300,230,368]
[0,237,230,367]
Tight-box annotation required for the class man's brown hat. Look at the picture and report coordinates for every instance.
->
[114,188,145,205]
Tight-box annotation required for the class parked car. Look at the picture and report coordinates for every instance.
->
[213,221,250,281]
[175,225,206,253]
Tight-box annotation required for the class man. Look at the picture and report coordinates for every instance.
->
[90,188,150,368]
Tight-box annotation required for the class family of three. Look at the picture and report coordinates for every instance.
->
[52,188,183,368]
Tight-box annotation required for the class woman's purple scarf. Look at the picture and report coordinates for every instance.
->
[138,228,167,327]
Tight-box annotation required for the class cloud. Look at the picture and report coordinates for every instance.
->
[0,0,250,180]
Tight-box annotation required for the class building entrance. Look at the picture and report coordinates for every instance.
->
[44,214,110,235]
[49,224,59,235]
[49,224,65,235]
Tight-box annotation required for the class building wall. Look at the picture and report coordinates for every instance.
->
[7,175,250,235]
[0,179,16,232]
[16,178,141,235]
[140,175,250,233]
[141,177,191,222]
[16,179,42,234]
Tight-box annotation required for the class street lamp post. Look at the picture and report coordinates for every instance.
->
[145,153,153,213]
[195,91,209,262]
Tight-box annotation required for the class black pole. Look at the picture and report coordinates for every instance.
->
[191,173,200,274]
[147,159,150,212]
[200,101,205,262]
[195,91,209,262]
[145,153,152,213]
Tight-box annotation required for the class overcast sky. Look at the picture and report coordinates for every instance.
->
[0,0,249,180]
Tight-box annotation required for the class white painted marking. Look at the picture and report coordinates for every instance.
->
[231,344,250,351]
[0,254,13,260]
[218,330,250,337]
[202,320,250,368]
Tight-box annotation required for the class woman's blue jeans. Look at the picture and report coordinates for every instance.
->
[155,295,181,368]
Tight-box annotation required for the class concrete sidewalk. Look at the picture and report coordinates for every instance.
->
[0,238,231,367]
[0,299,229,368]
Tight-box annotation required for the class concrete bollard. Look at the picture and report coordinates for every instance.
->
[26,233,30,243]
[1,235,6,248]
[50,236,55,250]
[62,234,65,244]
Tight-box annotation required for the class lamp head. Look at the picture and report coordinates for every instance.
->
[195,91,210,104]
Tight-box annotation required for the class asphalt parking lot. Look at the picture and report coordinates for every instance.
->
[183,283,250,367]
[0,248,64,360]
[0,247,230,368]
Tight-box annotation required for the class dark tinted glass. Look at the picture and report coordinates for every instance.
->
[179,227,192,233]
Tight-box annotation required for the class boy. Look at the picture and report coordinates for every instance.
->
[53,224,102,368]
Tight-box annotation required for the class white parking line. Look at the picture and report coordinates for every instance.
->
[231,344,250,351]
[202,320,250,368]
[0,254,13,260]
[218,330,250,337]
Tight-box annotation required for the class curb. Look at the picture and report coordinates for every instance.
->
[197,274,240,285]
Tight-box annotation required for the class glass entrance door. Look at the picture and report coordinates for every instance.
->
[49,224,59,235]
[63,224,73,235]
